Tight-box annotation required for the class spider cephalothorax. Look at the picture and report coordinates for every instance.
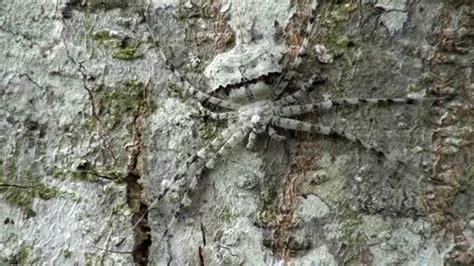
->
[239,99,273,133]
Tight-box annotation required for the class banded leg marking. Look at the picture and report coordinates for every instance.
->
[274,1,318,97]
[274,73,323,106]
[272,117,332,134]
[218,127,250,156]
[272,117,392,159]
[329,97,419,106]
[246,131,258,150]
[276,97,420,117]
[201,109,238,120]
[197,123,239,159]
[156,44,238,110]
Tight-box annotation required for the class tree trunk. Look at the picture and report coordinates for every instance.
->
[1,0,472,265]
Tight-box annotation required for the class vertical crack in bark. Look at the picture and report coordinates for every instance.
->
[200,221,207,246]
[198,221,206,266]
[198,246,205,266]
[271,5,316,261]
[127,169,151,265]
[126,82,152,265]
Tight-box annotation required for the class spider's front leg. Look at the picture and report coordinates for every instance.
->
[197,123,240,164]
[158,125,250,241]
[275,96,424,117]
[273,0,319,98]
[246,126,286,151]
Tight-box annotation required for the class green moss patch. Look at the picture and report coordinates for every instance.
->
[255,188,280,228]
[0,180,61,218]
[7,244,32,265]
[1,142,61,218]
[92,79,156,131]
[317,3,358,56]
[338,208,366,264]
[90,30,143,60]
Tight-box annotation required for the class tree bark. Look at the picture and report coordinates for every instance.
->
[1,0,472,265]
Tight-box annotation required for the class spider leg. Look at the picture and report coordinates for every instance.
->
[217,127,251,156]
[275,97,421,117]
[197,123,240,160]
[246,131,258,150]
[145,21,238,110]
[273,0,318,98]
[159,127,250,241]
[269,126,286,141]
[274,73,324,105]
[160,125,247,242]
[272,117,396,160]
[202,126,251,169]
[161,53,239,109]
[200,109,238,120]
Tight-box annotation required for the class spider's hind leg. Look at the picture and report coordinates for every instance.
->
[271,117,404,164]
[197,123,240,163]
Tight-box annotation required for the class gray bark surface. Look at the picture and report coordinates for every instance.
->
[0,0,472,265]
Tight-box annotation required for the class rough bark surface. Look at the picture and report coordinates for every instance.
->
[0,0,472,265]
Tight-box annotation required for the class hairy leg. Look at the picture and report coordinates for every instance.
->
[205,126,250,168]
[246,131,258,150]
[197,123,240,160]
[200,109,238,120]
[157,126,249,241]
[145,19,238,110]
[218,127,251,156]
[274,72,324,106]
[275,97,420,117]
[272,117,397,160]
[273,0,318,98]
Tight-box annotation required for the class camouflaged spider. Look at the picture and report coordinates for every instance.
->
[158,10,420,170]
[147,2,426,235]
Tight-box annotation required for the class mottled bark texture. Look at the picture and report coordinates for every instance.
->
[0,0,472,265]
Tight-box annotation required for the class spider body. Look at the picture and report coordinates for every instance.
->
[238,99,273,130]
